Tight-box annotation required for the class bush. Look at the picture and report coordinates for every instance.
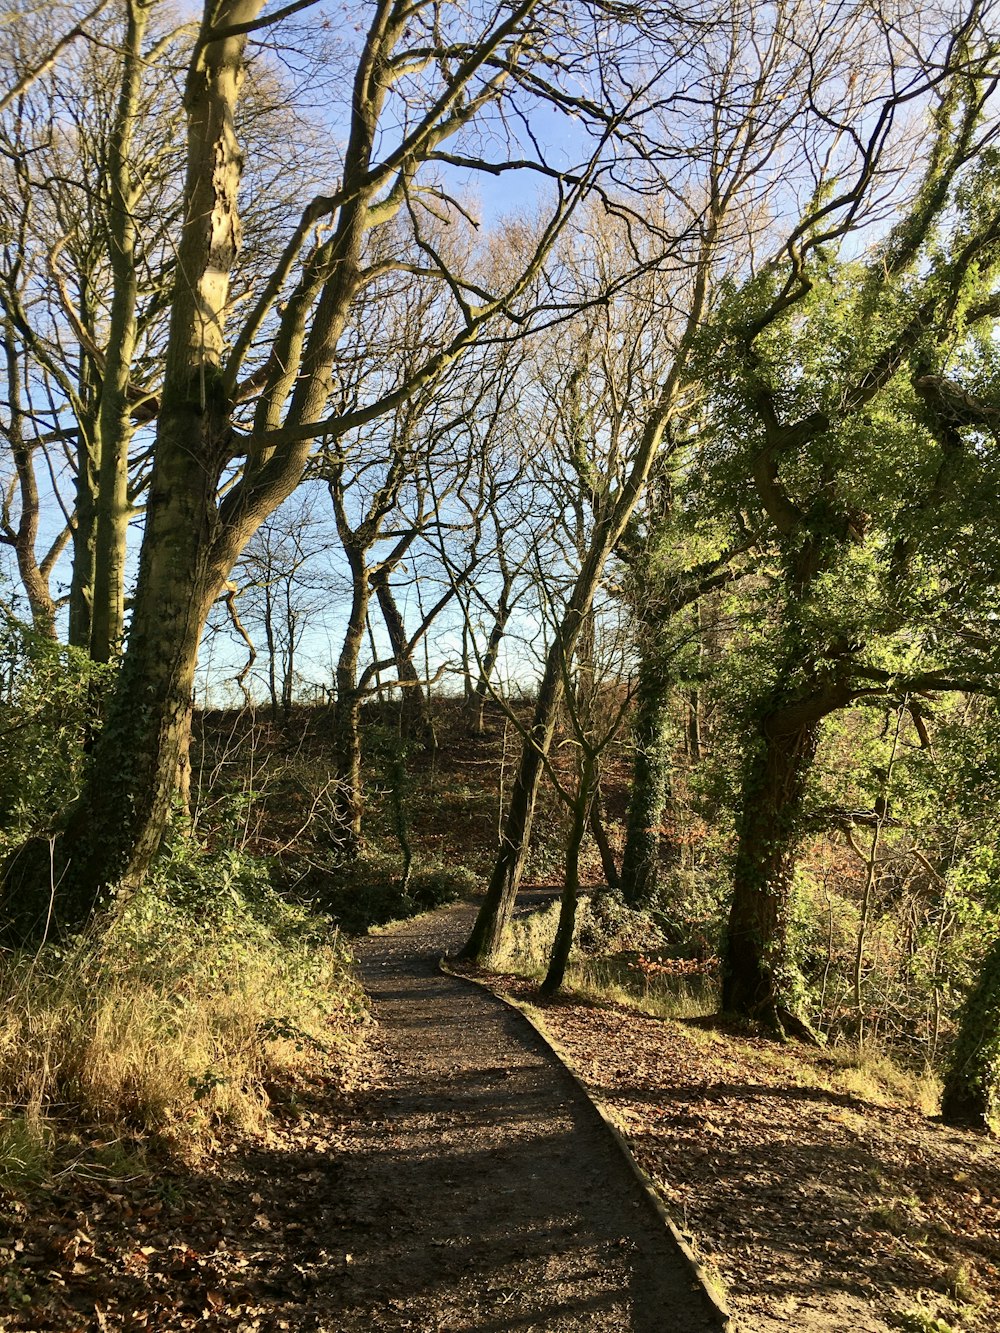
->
[0,615,115,851]
[294,850,473,934]
[0,848,367,1185]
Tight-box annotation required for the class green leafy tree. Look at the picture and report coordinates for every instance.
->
[687,79,1000,1030]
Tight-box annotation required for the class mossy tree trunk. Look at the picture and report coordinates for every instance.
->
[620,653,674,907]
[941,934,1000,1132]
[722,676,850,1031]
[723,717,820,1024]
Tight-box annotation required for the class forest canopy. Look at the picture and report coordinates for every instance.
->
[1,0,1000,1151]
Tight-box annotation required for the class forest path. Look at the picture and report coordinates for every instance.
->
[0,894,720,1333]
[333,896,719,1332]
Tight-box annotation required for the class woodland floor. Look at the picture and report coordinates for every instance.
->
[2,891,998,1331]
[0,897,716,1332]
[466,968,1000,1333]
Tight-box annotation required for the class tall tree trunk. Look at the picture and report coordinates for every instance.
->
[722,716,820,1025]
[460,657,561,962]
[620,654,674,907]
[68,425,99,652]
[1,0,266,941]
[264,581,279,721]
[3,445,224,937]
[722,650,854,1032]
[941,933,1000,1131]
[329,544,369,853]
[89,0,146,663]
[282,590,295,718]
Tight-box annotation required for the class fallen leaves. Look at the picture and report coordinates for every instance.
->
[0,1061,372,1331]
[508,987,1000,1333]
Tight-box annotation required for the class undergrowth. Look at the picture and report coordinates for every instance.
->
[0,847,367,1191]
[494,895,719,1019]
[293,848,475,934]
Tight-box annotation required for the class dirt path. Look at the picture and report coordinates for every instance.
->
[0,899,721,1331]
[333,899,720,1332]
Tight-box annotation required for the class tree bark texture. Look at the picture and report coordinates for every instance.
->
[941,932,1000,1131]
[621,653,675,907]
[329,544,369,853]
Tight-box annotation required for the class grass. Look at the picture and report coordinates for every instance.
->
[497,899,945,1116]
[826,1043,942,1116]
[493,896,720,1019]
[0,848,368,1190]
[895,1289,988,1333]
[563,958,719,1019]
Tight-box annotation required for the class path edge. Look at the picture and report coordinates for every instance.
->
[438,958,736,1332]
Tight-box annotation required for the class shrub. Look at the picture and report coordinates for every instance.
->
[0,615,115,851]
[295,849,473,934]
[0,848,367,1185]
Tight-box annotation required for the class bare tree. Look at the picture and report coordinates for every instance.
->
[2,0,649,939]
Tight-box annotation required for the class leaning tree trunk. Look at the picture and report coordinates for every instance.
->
[541,750,596,997]
[460,648,564,962]
[462,518,628,962]
[589,785,621,895]
[467,582,512,736]
[941,933,1000,1131]
[460,577,600,964]
[461,385,676,963]
[722,712,822,1028]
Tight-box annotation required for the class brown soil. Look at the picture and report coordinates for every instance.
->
[484,979,1000,1333]
[0,900,718,1331]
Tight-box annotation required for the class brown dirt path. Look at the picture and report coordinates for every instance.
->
[0,898,720,1331]
[338,899,721,1332]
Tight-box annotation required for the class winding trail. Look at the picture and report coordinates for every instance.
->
[328,898,719,1332]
